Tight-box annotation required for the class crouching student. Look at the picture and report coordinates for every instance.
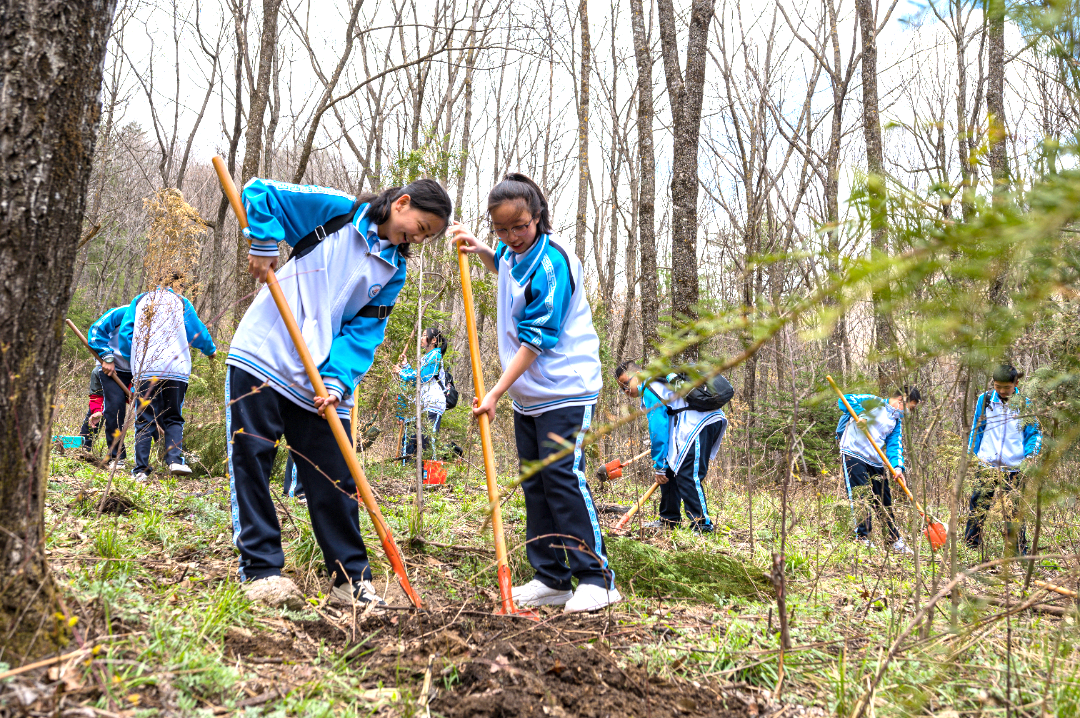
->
[89,305,134,469]
[78,364,105,450]
[228,177,451,609]
[120,273,217,481]
[964,364,1041,555]
[835,387,921,553]
[451,173,617,613]
[615,361,727,533]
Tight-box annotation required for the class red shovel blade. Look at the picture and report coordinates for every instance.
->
[924,522,948,551]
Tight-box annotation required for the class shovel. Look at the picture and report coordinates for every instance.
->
[827,376,948,551]
[453,231,537,619]
[596,449,651,482]
[213,157,422,608]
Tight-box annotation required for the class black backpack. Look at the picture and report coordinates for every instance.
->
[438,366,459,410]
[666,372,734,414]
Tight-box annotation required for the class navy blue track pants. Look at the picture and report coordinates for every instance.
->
[515,404,612,590]
[226,366,370,585]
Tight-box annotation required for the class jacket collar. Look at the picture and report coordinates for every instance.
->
[505,234,550,287]
[354,205,404,268]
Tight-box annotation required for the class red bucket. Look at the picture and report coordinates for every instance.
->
[422,460,447,485]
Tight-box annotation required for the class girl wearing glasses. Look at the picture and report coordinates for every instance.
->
[450,173,616,613]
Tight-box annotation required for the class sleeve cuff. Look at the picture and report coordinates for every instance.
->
[520,341,543,355]
[248,244,280,258]
[323,379,347,401]
[101,353,115,363]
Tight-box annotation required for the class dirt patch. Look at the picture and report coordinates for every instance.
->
[224,627,296,659]
[277,606,767,717]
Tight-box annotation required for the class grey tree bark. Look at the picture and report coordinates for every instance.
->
[575,0,591,262]
[629,0,659,360]
[986,0,1008,306]
[0,0,117,663]
[855,0,897,387]
[657,0,714,361]
[236,0,282,311]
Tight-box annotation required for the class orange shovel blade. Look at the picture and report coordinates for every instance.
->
[924,522,948,552]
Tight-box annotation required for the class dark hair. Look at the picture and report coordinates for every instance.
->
[614,359,639,380]
[893,386,921,403]
[486,172,553,236]
[993,363,1024,383]
[424,326,448,354]
[359,178,452,258]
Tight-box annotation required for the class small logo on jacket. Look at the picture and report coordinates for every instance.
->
[368,284,382,298]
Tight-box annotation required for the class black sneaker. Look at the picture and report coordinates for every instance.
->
[331,580,386,607]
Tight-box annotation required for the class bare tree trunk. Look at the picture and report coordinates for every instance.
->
[629,0,659,360]
[575,0,591,261]
[657,0,714,361]
[454,2,480,219]
[986,0,1008,305]
[855,0,896,387]
[824,0,848,380]
[236,0,281,310]
[0,0,116,663]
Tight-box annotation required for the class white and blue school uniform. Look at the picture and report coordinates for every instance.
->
[87,306,134,459]
[226,178,406,586]
[493,234,609,590]
[835,394,904,542]
[398,347,445,460]
[964,389,1042,547]
[117,289,216,475]
[643,380,727,530]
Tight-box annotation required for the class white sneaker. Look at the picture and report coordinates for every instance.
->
[107,460,126,471]
[331,580,386,607]
[564,583,622,613]
[132,472,149,482]
[244,575,306,610]
[169,462,193,476]
[891,539,914,555]
[511,579,573,607]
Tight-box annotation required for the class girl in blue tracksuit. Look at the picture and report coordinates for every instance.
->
[964,364,1042,553]
[835,387,921,552]
[615,361,727,532]
[88,305,134,466]
[451,173,615,613]
[227,177,451,609]
[396,327,447,461]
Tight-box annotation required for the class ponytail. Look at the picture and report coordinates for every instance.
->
[424,326,448,355]
[486,172,552,236]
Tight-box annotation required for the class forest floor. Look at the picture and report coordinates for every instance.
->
[2,447,1079,717]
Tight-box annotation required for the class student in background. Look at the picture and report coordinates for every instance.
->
[615,361,727,533]
[89,305,135,469]
[396,326,447,461]
[964,364,1041,555]
[120,273,217,481]
[451,173,616,613]
[835,387,921,554]
[78,364,105,451]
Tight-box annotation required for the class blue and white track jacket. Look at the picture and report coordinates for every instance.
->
[88,306,131,372]
[644,379,728,472]
[227,178,405,418]
[642,385,670,472]
[836,394,905,469]
[494,234,602,416]
[968,390,1042,469]
[399,348,446,415]
[119,289,216,383]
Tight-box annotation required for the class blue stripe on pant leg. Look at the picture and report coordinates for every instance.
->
[225,369,245,580]
[572,406,611,583]
[691,436,712,527]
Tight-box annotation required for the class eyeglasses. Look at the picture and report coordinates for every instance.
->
[491,217,536,239]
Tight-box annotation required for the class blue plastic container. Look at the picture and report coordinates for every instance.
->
[53,436,84,449]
